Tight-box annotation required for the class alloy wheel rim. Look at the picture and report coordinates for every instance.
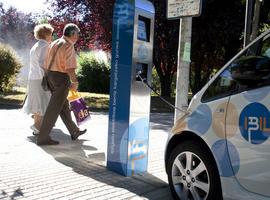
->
[171,151,210,200]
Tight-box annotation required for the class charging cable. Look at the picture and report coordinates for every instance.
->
[136,71,188,114]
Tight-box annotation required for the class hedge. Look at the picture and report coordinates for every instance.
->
[0,43,22,92]
[77,51,110,94]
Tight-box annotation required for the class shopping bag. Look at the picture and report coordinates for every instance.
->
[67,90,91,125]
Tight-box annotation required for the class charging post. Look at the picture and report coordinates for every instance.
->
[107,0,155,176]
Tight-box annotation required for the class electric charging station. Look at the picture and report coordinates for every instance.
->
[107,0,155,176]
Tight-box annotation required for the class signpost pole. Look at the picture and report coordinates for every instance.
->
[166,0,201,122]
[174,17,192,122]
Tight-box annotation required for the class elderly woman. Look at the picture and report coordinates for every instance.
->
[23,24,54,135]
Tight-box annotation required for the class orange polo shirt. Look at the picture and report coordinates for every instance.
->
[45,36,77,73]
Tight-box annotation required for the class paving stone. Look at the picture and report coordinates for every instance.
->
[0,109,174,200]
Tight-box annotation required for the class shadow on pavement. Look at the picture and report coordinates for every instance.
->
[150,113,174,131]
[0,104,22,110]
[1,188,24,200]
[28,130,172,199]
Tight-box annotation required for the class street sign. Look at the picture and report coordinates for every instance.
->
[167,0,202,19]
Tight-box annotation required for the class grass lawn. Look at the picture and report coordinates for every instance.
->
[0,87,110,111]
[0,87,27,106]
[0,87,177,112]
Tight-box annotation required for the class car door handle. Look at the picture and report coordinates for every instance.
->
[215,108,225,113]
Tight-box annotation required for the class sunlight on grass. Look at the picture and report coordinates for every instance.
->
[80,92,109,111]
[0,87,178,112]
[0,87,26,105]
[0,87,110,111]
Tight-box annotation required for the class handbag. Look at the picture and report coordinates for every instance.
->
[41,73,50,91]
[41,43,63,91]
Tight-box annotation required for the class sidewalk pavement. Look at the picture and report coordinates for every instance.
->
[0,106,174,200]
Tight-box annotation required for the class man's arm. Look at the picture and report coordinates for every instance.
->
[65,44,79,91]
[67,68,78,91]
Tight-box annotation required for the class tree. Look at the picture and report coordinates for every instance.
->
[48,0,179,97]
[0,6,35,49]
[259,0,270,32]
[0,3,4,15]
[47,0,114,51]
[46,0,270,98]
[190,0,245,94]
[150,0,179,97]
[250,0,262,42]
[0,4,37,86]
[191,0,270,94]
[0,43,23,92]
[247,0,270,43]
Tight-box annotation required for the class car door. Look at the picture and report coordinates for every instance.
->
[226,34,270,196]
[200,60,241,179]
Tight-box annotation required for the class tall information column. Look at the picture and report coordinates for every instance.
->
[107,0,155,176]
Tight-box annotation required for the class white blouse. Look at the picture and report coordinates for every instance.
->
[28,40,49,80]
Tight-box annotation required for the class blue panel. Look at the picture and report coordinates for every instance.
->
[107,0,135,176]
[107,0,154,177]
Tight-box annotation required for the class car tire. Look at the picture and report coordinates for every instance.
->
[167,141,222,200]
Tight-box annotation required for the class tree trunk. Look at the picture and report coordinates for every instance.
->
[160,75,172,97]
[224,39,242,62]
[193,62,202,94]
[250,0,262,42]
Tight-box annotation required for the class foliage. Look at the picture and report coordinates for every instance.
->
[260,0,270,33]
[151,67,161,94]
[0,44,22,92]
[191,0,270,94]
[46,0,270,98]
[150,0,179,97]
[190,0,246,94]
[0,6,35,50]
[152,67,177,97]
[76,51,110,94]
[48,0,178,97]
[46,0,114,51]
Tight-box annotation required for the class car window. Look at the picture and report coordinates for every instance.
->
[201,67,237,102]
[202,35,270,103]
[261,35,270,57]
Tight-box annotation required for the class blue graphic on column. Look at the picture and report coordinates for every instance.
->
[239,103,270,144]
[212,140,240,177]
[119,118,149,176]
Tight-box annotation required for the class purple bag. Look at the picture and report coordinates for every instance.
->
[68,91,91,125]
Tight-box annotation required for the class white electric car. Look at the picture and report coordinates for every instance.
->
[165,29,270,200]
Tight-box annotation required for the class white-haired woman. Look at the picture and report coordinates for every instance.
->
[23,24,54,135]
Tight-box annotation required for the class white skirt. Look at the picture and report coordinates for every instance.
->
[22,79,51,116]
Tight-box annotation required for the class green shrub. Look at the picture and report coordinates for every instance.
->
[151,67,161,95]
[77,51,110,94]
[0,44,22,92]
[151,67,177,97]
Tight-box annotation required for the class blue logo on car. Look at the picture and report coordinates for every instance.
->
[239,103,270,144]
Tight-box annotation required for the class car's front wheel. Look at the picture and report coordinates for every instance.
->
[167,141,222,200]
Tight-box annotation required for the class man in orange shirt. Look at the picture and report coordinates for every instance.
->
[37,23,86,145]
